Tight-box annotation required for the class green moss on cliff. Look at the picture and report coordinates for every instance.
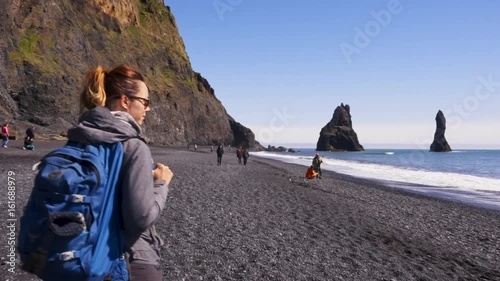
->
[2,0,236,145]
[9,29,40,64]
[8,28,60,77]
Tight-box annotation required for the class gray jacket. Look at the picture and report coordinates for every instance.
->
[67,106,168,265]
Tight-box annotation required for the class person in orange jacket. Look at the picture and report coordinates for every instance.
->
[305,165,318,179]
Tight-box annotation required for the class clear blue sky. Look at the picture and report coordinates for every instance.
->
[165,0,500,149]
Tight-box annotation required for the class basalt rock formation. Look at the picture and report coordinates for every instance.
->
[430,110,452,152]
[228,115,264,150]
[266,145,288,152]
[0,0,258,147]
[316,103,364,151]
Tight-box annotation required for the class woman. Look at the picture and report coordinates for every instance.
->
[2,123,9,148]
[67,65,173,280]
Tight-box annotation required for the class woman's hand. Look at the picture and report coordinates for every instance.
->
[153,163,173,185]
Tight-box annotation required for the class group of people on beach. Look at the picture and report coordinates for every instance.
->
[236,146,250,165]
[9,63,322,281]
[306,153,323,179]
[214,144,250,166]
[1,123,36,150]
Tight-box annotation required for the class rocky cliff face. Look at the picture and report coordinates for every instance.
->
[430,110,452,152]
[0,0,256,146]
[228,116,264,150]
[316,103,364,151]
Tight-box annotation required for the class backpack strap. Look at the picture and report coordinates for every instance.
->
[47,250,81,262]
[35,190,94,203]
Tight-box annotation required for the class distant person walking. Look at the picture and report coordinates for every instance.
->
[216,144,224,165]
[2,123,9,148]
[236,146,243,164]
[24,126,35,150]
[194,144,197,151]
[312,153,323,179]
[210,145,213,152]
[242,148,250,165]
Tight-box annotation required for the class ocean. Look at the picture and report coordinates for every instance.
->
[253,149,500,212]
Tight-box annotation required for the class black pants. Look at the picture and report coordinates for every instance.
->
[217,156,222,165]
[314,166,322,178]
[243,157,248,165]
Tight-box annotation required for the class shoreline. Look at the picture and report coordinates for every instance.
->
[253,149,500,212]
[1,140,499,280]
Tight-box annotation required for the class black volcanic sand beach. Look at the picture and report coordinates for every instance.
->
[1,140,500,281]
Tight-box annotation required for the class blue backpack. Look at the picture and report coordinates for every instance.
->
[18,141,128,281]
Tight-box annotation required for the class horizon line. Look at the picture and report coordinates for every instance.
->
[262,143,500,150]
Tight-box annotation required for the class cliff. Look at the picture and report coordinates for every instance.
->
[0,0,256,146]
[430,110,452,152]
[228,115,264,150]
[316,103,364,151]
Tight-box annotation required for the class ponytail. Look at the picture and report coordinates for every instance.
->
[80,66,107,113]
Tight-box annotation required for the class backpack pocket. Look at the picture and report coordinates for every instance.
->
[18,211,48,264]
[49,212,87,237]
[40,230,91,281]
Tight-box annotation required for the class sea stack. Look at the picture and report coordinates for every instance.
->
[316,103,364,151]
[430,110,452,152]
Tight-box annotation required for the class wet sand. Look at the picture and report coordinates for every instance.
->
[1,140,499,280]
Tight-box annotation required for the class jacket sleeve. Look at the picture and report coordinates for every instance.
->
[120,138,169,235]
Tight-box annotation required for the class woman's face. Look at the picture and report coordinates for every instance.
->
[126,81,150,125]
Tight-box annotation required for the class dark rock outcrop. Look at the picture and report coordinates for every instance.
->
[316,103,364,151]
[228,115,264,150]
[266,145,287,152]
[430,110,452,152]
[0,0,259,148]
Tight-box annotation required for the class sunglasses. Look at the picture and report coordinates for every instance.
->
[126,96,150,109]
